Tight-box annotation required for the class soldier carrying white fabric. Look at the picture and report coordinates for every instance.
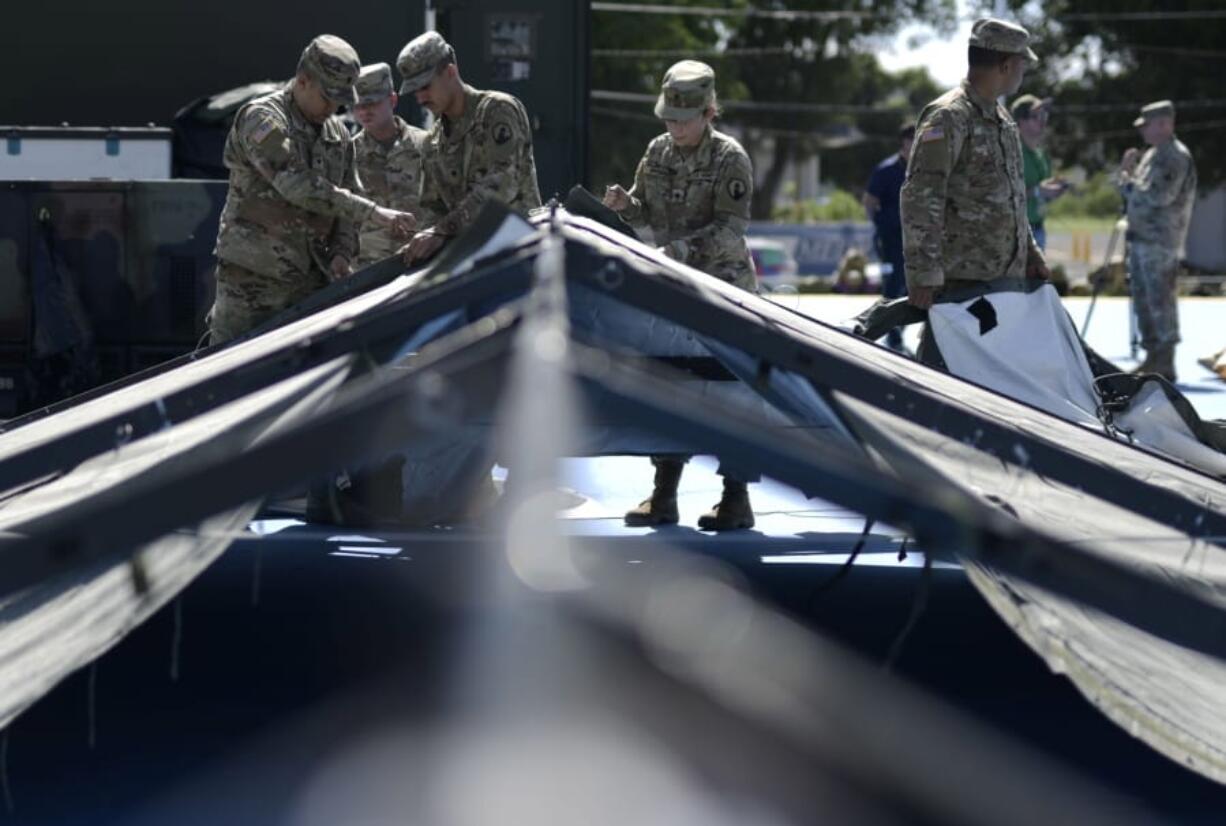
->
[901,18,1049,312]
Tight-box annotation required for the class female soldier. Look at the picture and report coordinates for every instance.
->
[603,60,758,531]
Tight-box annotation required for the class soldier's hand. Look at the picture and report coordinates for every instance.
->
[1121,147,1140,174]
[908,286,936,310]
[603,184,630,211]
[373,206,417,237]
[401,229,447,265]
[1040,178,1068,200]
[330,256,353,280]
[391,212,417,240]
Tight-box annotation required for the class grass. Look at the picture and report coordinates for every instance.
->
[1045,215,1119,233]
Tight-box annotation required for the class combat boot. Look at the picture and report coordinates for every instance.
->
[624,458,684,527]
[697,476,755,531]
[1196,345,1226,375]
[1133,345,1177,383]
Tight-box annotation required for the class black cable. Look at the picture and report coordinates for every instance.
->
[807,517,874,607]
[884,550,933,673]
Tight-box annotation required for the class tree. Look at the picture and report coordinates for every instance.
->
[590,0,956,217]
[980,0,1226,188]
[719,0,955,217]
[589,1,735,193]
[772,64,941,198]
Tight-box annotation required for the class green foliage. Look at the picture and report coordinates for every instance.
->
[979,0,1224,188]
[719,0,955,217]
[590,0,956,214]
[816,66,941,195]
[590,0,735,193]
[1046,172,1123,219]
[772,189,864,223]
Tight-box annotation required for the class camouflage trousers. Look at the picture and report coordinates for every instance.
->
[1127,241,1180,349]
[207,260,327,345]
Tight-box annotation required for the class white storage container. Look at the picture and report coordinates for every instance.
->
[1,126,173,180]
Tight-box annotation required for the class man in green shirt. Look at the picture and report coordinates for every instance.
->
[1011,94,1067,249]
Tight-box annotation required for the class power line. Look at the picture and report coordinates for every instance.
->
[592,39,1226,62]
[1055,98,1226,114]
[1056,117,1226,143]
[590,2,870,21]
[591,89,905,114]
[594,89,1226,116]
[1056,9,1226,21]
[592,46,807,58]
[1115,42,1226,60]
[590,104,887,143]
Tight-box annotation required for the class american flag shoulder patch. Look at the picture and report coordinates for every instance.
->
[251,116,278,144]
[920,127,945,142]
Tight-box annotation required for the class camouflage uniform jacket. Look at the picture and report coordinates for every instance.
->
[618,127,757,291]
[355,116,430,265]
[1122,137,1197,251]
[901,80,1042,290]
[419,84,542,237]
[215,86,375,279]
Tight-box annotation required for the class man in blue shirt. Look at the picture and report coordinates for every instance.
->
[863,124,914,350]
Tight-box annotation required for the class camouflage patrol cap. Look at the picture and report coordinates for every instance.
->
[355,63,394,104]
[654,60,716,121]
[1133,100,1175,127]
[397,32,455,94]
[968,18,1038,66]
[299,35,361,105]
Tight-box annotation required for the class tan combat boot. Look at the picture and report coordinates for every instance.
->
[1198,347,1225,375]
[697,476,755,531]
[624,458,684,527]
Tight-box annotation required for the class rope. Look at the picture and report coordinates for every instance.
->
[170,598,183,683]
[1,731,12,815]
[86,663,98,750]
[884,550,933,673]
[251,544,264,608]
[806,518,874,606]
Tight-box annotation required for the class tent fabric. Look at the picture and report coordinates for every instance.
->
[564,215,1226,523]
[1098,373,1226,456]
[832,391,1226,783]
[0,274,415,466]
[6,203,1226,787]
[928,288,1102,428]
[926,286,1226,477]
[0,358,352,729]
[548,215,1226,780]
[1108,380,1226,477]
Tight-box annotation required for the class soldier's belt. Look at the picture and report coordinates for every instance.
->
[237,198,334,237]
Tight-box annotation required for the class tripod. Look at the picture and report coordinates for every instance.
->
[1080,216,1137,359]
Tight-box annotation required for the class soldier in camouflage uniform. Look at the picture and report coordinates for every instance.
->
[603,62,757,291]
[1118,100,1197,381]
[352,63,432,267]
[901,19,1049,312]
[208,35,417,344]
[396,31,542,264]
[603,60,758,531]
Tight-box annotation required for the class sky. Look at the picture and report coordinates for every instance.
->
[877,0,977,88]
